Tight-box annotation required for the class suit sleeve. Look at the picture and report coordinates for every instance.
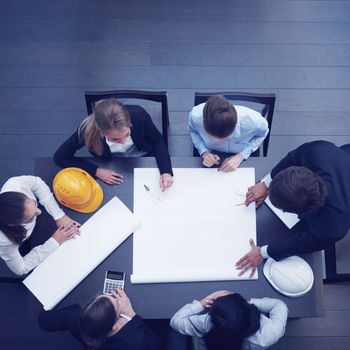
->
[53,129,98,176]
[143,113,173,176]
[267,225,336,260]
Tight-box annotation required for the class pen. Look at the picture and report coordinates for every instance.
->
[144,184,161,202]
[235,201,246,207]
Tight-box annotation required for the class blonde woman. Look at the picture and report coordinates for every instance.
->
[54,98,173,190]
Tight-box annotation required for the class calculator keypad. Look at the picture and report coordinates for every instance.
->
[103,279,124,294]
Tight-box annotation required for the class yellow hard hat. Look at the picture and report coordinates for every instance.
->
[53,168,104,213]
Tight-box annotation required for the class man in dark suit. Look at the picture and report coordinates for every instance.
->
[236,141,350,278]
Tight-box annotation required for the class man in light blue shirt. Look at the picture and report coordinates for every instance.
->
[188,96,269,171]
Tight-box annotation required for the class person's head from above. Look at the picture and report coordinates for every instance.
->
[0,191,42,244]
[82,98,132,155]
[80,293,120,344]
[269,166,327,215]
[203,95,237,143]
[205,293,261,350]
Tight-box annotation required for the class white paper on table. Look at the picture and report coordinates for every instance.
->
[131,168,257,284]
[264,196,300,229]
[23,196,141,310]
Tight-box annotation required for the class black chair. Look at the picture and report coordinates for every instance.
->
[85,90,170,145]
[324,239,350,283]
[193,92,276,157]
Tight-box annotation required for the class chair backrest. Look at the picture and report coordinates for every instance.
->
[194,92,276,157]
[85,90,169,145]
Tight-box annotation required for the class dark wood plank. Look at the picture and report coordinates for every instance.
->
[0,42,150,65]
[2,65,350,89]
[286,311,350,336]
[1,0,350,22]
[286,337,350,350]
[151,44,350,67]
[279,90,350,112]
[1,19,349,44]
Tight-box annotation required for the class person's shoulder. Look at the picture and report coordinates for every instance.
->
[0,230,12,246]
[189,103,205,124]
[296,140,339,157]
[0,176,26,193]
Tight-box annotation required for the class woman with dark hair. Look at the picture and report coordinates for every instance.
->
[170,290,288,350]
[54,98,173,191]
[0,176,80,275]
[38,289,162,350]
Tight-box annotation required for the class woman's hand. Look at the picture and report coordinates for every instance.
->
[218,154,244,172]
[199,290,233,308]
[51,222,80,245]
[112,289,136,318]
[202,152,220,168]
[96,168,123,185]
[55,215,80,230]
[159,173,173,192]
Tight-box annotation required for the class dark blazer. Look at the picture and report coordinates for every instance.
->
[267,141,350,260]
[54,105,173,176]
[38,304,162,350]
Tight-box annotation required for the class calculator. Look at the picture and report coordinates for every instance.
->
[103,270,126,295]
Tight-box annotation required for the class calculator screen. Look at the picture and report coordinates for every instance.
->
[107,271,124,280]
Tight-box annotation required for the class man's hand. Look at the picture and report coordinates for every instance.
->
[202,152,220,168]
[159,173,173,192]
[235,239,263,278]
[96,168,123,185]
[199,290,232,308]
[219,154,244,172]
[245,182,268,207]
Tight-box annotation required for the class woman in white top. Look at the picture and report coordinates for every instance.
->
[0,175,80,275]
[170,290,288,350]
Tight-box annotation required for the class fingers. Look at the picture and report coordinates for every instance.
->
[235,253,248,267]
[249,239,256,248]
[238,262,251,276]
[249,265,257,279]
[219,162,233,172]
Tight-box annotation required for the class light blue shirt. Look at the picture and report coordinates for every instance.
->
[170,297,288,350]
[188,103,269,159]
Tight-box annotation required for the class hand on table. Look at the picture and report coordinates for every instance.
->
[159,173,173,192]
[245,182,268,208]
[96,168,123,185]
[202,152,220,168]
[56,215,80,230]
[235,239,263,278]
[112,289,136,319]
[52,222,80,245]
[199,290,232,308]
[218,154,244,172]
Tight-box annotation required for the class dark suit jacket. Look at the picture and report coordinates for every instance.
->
[267,141,350,259]
[54,105,173,176]
[38,304,162,350]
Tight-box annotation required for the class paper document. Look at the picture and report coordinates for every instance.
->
[23,196,141,310]
[265,196,300,229]
[132,168,258,284]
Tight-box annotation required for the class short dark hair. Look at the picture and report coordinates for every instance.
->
[80,296,116,342]
[269,166,327,214]
[203,95,237,138]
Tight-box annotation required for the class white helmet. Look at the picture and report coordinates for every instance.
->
[263,256,314,298]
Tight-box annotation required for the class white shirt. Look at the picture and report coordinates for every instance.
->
[188,103,269,158]
[170,297,288,350]
[0,176,65,275]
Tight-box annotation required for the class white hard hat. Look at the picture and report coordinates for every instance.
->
[263,256,314,298]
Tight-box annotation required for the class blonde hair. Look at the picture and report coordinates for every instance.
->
[79,98,132,156]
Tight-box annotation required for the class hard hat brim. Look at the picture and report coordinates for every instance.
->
[263,257,314,298]
[53,168,104,213]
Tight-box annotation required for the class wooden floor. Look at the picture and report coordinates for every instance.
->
[0,0,350,349]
